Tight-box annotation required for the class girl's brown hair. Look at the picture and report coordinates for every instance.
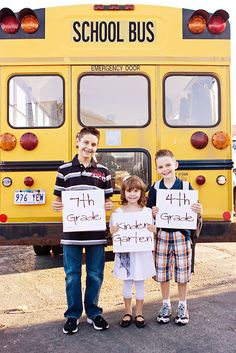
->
[120,175,146,207]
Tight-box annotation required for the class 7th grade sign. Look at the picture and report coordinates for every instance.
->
[112,211,154,253]
[62,189,106,232]
[155,189,198,230]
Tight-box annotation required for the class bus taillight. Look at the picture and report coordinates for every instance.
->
[187,9,209,34]
[207,10,229,34]
[0,133,16,151]
[18,8,39,33]
[0,214,8,223]
[196,176,206,185]
[20,133,38,151]
[0,8,19,34]
[190,131,208,149]
[223,211,231,221]
[212,131,230,149]
[24,176,34,187]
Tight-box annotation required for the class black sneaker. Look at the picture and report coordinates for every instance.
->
[63,318,79,334]
[175,304,189,325]
[87,315,109,330]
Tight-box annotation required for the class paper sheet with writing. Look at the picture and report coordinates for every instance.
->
[112,211,154,253]
[155,189,198,230]
[62,189,106,232]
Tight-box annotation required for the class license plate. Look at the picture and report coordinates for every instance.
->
[14,190,46,205]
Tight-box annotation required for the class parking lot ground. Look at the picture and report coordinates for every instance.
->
[0,243,236,353]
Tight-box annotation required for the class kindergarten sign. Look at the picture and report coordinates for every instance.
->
[112,211,154,253]
[155,189,198,229]
[62,189,106,232]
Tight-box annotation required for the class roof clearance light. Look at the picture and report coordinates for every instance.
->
[18,8,39,34]
[0,8,20,34]
[188,9,210,34]
[207,10,229,34]
[94,4,135,11]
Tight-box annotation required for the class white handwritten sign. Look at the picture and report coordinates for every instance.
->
[155,189,198,230]
[112,211,154,253]
[62,190,106,232]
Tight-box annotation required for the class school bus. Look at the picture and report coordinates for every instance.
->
[0,4,235,255]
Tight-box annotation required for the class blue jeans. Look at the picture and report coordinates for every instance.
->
[63,244,105,319]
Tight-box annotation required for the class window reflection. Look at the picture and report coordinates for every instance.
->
[79,75,149,127]
[165,75,219,126]
[9,75,64,128]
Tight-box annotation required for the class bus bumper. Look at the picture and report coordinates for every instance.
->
[0,221,235,245]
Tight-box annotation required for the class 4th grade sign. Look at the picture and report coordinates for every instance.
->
[155,189,198,230]
[112,211,154,253]
[62,189,106,232]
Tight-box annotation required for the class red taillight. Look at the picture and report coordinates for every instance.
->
[24,176,34,187]
[196,176,206,185]
[18,8,39,33]
[208,10,229,34]
[190,131,209,149]
[223,211,231,221]
[20,132,38,151]
[0,8,19,34]
[0,214,7,223]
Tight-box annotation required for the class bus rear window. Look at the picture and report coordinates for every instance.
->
[96,150,151,192]
[8,75,64,128]
[79,75,150,127]
[164,75,219,127]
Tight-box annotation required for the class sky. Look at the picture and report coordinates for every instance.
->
[0,0,235,125]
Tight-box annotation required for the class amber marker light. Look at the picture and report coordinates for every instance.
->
[0,133,17,151]
[188,9,209,34]
[0,214,8,223]
[18,8,39,33]
[212,131,230,149]
[24,176,34,187]
[190,131,209,149]
[20,132,38,150]
[196,175,206,185]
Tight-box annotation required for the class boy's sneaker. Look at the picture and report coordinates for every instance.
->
[63,318,79,334]
[87,315,109,330]
[175,304,189,325]
[157,303,171,324]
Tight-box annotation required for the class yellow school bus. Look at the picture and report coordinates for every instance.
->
[0,4,235,255]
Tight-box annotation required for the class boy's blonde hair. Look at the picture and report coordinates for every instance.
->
[120,175,146,207]
[155,149,176,163]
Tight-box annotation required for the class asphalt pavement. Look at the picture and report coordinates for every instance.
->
[0,243,236,353]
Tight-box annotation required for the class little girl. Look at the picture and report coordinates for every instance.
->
[110,175,156,328]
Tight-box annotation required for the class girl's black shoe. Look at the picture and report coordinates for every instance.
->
[135,315,146,328]
[120,314,133,328]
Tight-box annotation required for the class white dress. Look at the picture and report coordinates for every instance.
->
[110,207,156,281]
